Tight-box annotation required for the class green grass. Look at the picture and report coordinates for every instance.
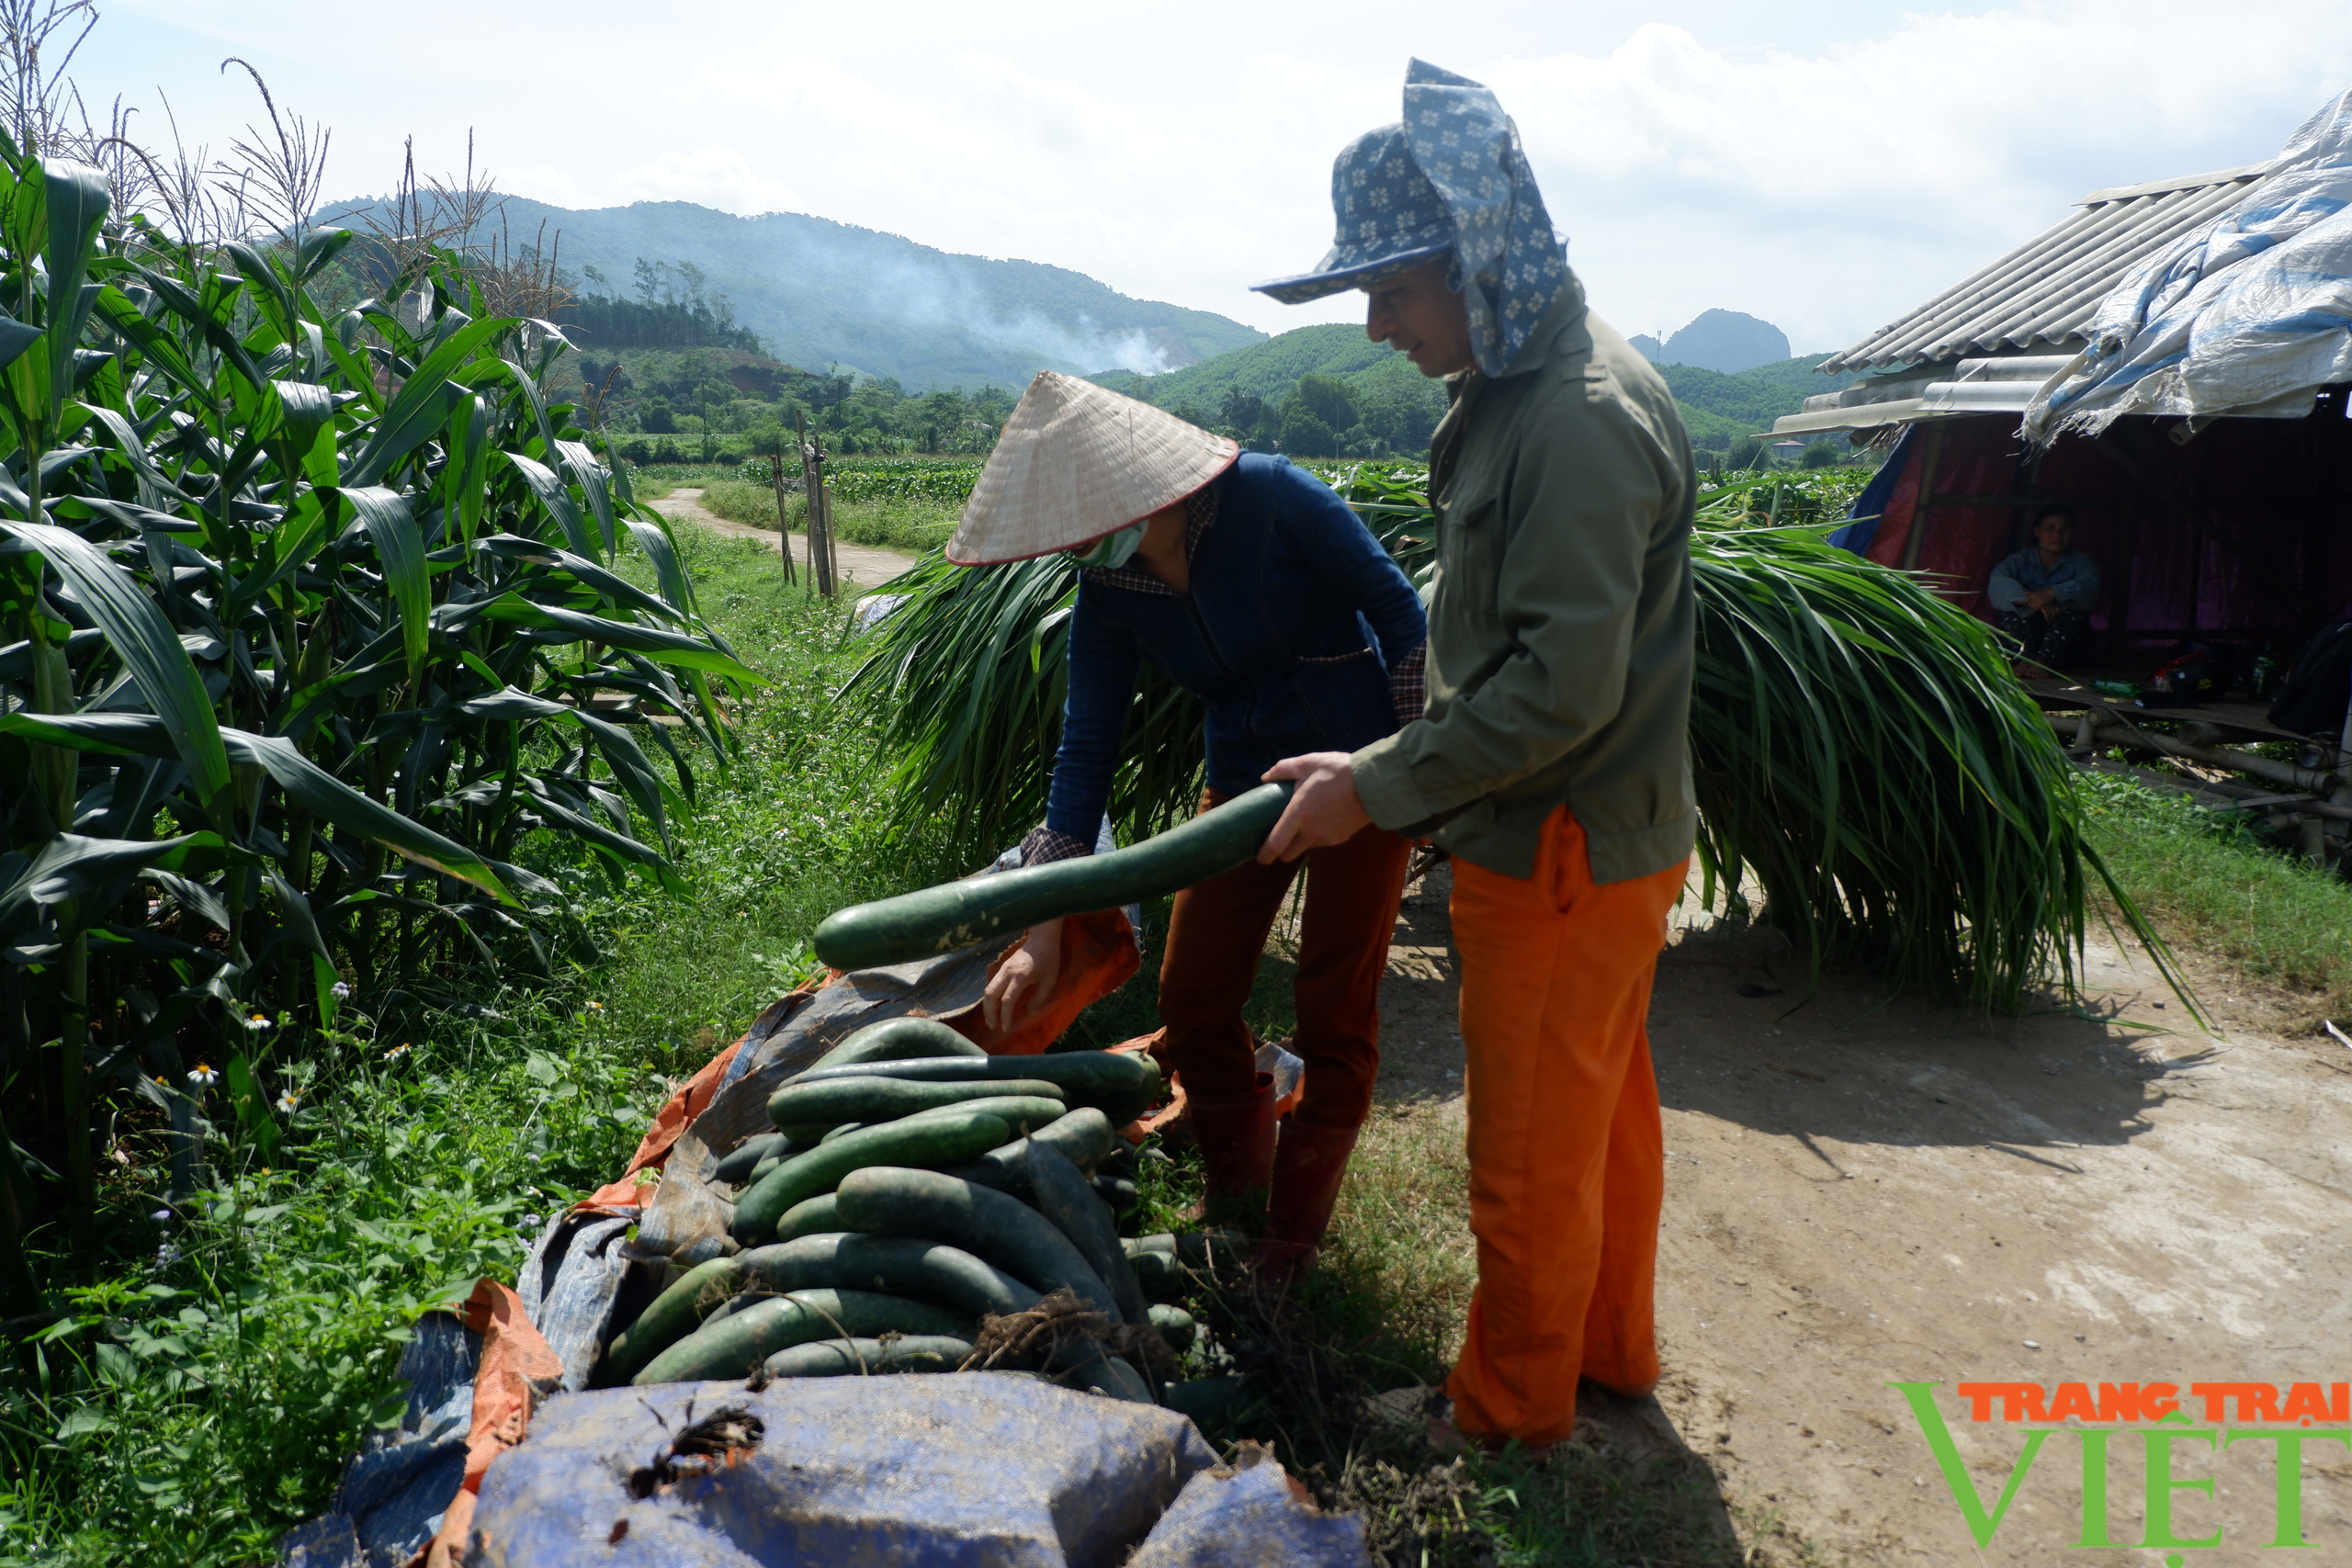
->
[10,1006,657,1566]
[2078,770,2352,1024]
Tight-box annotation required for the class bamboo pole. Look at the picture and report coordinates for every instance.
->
[820,472,841,590]
[2054,715,2348,801]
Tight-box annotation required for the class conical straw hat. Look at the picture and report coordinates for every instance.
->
[947,372,1239,565]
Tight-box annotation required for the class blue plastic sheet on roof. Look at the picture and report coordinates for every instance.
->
[2023,84,2352,440]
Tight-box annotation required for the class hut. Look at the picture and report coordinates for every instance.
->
[1772,95,2352,863]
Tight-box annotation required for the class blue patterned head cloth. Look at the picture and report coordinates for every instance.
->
[1253,59,1571,378]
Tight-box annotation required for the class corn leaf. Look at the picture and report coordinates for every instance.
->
[5,520,231,803]
[338,487,428,686]
[41,161,107,415]
[220,728,514,906]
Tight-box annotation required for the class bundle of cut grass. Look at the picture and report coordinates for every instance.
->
[1685,516,2179,1011]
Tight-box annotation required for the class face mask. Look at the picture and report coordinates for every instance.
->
[1067,523,1145,570]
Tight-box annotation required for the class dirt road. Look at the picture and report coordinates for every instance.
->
[1362,868,2352,1564]
[651,488,917,591]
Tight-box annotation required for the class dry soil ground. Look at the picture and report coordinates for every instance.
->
[652,487,917,590]
[1362,863,2352,1565]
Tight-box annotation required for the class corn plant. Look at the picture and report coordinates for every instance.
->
[0,144,756,1291]
[840,460,2192,1019]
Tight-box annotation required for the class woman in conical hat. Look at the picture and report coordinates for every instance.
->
[958,370,1426,1277]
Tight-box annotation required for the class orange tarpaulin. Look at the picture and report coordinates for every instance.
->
[418,1278,563,1568]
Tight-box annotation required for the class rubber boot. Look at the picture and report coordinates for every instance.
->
[1182,1071,1276,1229]
[1254,1116,1362,1284]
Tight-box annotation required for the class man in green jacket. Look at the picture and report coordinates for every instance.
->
[1252,60,1697,1452]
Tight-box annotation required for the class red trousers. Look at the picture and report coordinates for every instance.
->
[1446,806,1687,1445]
[1158,789,1411,1131]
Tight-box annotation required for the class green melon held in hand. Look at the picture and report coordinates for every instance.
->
[813,781,1295,971]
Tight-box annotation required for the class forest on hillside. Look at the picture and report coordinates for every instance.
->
[549,262,1014,456]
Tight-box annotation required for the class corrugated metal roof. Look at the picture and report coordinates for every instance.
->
[1817,162,2273,375]
[1768,355,2071,436]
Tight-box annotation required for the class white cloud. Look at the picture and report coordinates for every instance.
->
[74,0,2352,355]
[1491,6,2352,349]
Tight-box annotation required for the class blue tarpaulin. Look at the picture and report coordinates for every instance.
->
[464,1375,1367,1566]
[1826,425,1917,558]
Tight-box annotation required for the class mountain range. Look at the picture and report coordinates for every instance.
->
[314,194,1266,393]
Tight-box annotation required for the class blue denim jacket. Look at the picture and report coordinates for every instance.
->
[1044,455,1427,842]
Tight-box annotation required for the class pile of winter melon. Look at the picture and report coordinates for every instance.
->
[602,1016,1231,1404]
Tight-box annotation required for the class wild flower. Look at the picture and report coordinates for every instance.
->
[154,1244,182,1267]
[385,1043,411,1061]
[331,980,354,999]
[187,1064,220,1089]
[245,1013,274,1032]
[275,1090,300,1113]
[150,1209,172,1225]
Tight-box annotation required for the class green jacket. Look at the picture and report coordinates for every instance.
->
[1351,287,1697,884]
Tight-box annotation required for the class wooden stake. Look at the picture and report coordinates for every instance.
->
[767,441,796,586]
[795,410,835,597]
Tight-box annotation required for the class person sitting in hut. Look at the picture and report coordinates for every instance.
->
[958,371,1428,1280]
[1988,504,2100,677]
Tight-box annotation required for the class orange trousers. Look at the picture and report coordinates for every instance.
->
[1445,805,1687,1445]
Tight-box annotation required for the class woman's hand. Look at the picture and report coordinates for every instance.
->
[982,919,1064,1031]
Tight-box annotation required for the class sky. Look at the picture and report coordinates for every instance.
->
[71,0,2352,356]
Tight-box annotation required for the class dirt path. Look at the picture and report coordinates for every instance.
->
[651,487,917,591]
[1364,867,2352,1564]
